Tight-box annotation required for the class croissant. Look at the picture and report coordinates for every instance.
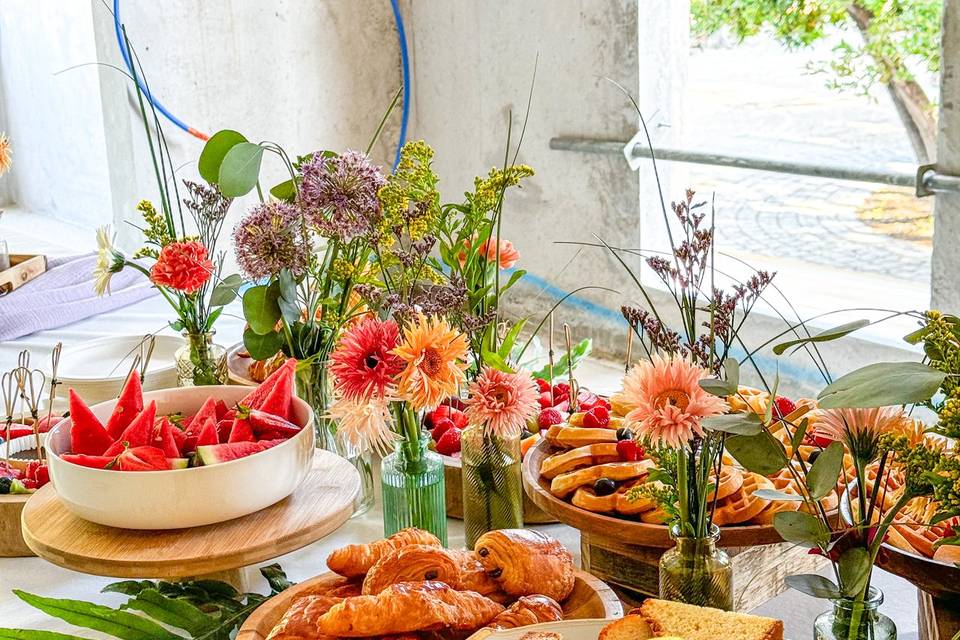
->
[266,595,343,640]
[317,581,504,637]
[474,529,575,602]
[487,595,564,629]
[327,528,442,577]
[450,549,503,596]
[363,545,461,594]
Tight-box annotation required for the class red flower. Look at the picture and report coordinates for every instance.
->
[150,241,213,293]
[330,318,404,402]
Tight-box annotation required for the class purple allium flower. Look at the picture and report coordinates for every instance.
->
[298,149,387,242]
[232,201,309,280]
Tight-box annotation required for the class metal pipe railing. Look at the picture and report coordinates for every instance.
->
[548,137,960,197]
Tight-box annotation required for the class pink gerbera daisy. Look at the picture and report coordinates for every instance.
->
[330,318,404,402]
[811,406,907,463]
[464,366,539,437]
[622,355,728,449]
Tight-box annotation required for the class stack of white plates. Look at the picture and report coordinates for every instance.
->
[55,335,183,405]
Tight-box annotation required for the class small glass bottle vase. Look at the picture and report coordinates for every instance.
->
[814,588,896,640]
[381,434,447,545]
[175,331,227,387]
[658,524,733,610]
[460,426,523,549]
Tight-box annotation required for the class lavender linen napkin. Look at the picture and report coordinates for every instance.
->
[0,254,158,342]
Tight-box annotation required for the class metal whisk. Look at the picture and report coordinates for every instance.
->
[2,370,18,462]
[15,366,46,460]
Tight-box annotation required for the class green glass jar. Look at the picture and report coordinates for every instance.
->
[814,588,896,640]
[460,426,523,549]
[658,524,733,610]
[175,331,227,387]
[381,433,447,545]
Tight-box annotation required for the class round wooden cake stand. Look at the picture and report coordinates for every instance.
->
[20,450,359,590]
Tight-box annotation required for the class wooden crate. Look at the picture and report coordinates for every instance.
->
[580,530,828,612]
[0,254,46,296]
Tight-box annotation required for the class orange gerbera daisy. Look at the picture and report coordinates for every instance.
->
[622,355,728,449]
[392,315,469,411]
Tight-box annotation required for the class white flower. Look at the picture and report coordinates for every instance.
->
[93,227,125,296]
[327,394,398,456]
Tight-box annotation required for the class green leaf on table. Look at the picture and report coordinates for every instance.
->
[277,269,300,325]
[699,378,736,397]
[702,412,762,436]
[12,590,180,640]
[198,130,247,184]
[243,327,283,361]
[806,441,845,500]
[838,547,872,597]
[784,574,841,599]
[243,283,281,335]
[101,581,156,596]
[270,179,297,203]
[210,273,243,307]
[218,142,265,197]
[724,431,788,475]
[122,589,216,636]
[753,488,803,502]
[0,631,89,639]
[817,362,946,409]
[773,319,870,355]
[773,511,829,548]
[260,563,295,594]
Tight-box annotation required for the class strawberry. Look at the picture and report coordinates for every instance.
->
[583,405,610,428]
[616,439,640,461]
[538,408,564,429]
[435,427,462,456]
[535,378,551,393]
[431,417,457,443]
[772,396,797,422]
[578,390,599,410]
[425,405,452,429]
[553,382,570,396]
[449,409,469,429]
[538,392,555,409]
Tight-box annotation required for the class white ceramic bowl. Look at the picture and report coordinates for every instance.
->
[46,386,315,530]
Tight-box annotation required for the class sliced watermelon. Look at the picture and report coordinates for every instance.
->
[153,417,181,458]
[69,389,114,456]
[170,424,189,453]
[257,370,294,421]
[117,445,170,471]
[215,399,230,420]
[187,397,218,438]
[216,419,233,443]
[195,416,219,447]
[227,417,255,443]
[103,401,157,457]
[169,457,189,469]
[247,409,301,438]
[104,371,144,440]
[239,358,297,410]
[196,439,282,466]
[61,453,116,469]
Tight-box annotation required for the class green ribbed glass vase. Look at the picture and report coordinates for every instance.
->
[381,434,447,545]
[461,426,523,549]
[658,524,733,610]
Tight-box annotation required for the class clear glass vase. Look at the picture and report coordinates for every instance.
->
[814,587,896,640]
[658,524,733,610]
[295,359,375,517]
[381,432,447,545]
[175,331,227,387]
[460,426,523,549]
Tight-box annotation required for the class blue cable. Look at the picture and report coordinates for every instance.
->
[390,0,411,169]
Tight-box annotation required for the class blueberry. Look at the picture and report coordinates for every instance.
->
[616,427,633,441]
[593,477,616,496]
[807,449,821,464]
[521,429,534,440]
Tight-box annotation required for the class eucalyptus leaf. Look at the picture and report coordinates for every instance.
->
[838,547,871,597]
[818,362,946,409]
[773,511,829,548]
[806,441,845,500]
[243,283,281,335]
[12,590,179,640]
[218,142,264,197]
[270,179,297,203]
[277,269,300,325]
[699,378,736,397]
[702,412,762,436]
[198,129,247,184]
[122,589,217,635]
[773,319,870,355]
[790,417,810,452]
[210,274,243,307]
[243,327,283,361]
[724,431,788,475]
[784,574,841,599]
[723,357,739,389]
[753,488,803,502]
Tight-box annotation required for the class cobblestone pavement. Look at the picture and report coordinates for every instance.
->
[676,32,932,284]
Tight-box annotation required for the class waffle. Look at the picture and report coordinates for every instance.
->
[706,466,744,502]
[640,507,671,524]
[713,472,774,526]
[609,392,634,417]
[540,443,620,479]
[571,479,643,514]
[544,425,618,448]
[549,460,652,498]
[750,468,801,524]
[616,483,659,515]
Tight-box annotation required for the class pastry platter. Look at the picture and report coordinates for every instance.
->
[236,569,622,640]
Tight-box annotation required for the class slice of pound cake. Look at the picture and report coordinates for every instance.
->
[639,599,783,640]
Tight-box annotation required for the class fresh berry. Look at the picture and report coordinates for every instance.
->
[553,382,570,396]
[577,391,599,410]
[615,427,634,441]
[538,392,555,409]
[772,396,797,422]
[594,398,612,411]
[425,405,452,428]
[807,449,821,464]
[435,427,462,456]
[583,406,610,428]
[521,429,534,440]
[553,400,571,413]
[536,378,551,393]
[593,478,616,496]
[538,408,564,429]
[447,397,467,412]
[449,409,469,429]
[617,439,640,461]
[431,417,457,442]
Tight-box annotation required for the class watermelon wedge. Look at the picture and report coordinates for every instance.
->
[61,453,115,469]
[69,389,114,456]
[104,371,144,440]
[257,370,294,422]
[216,419,233,443]
[103,401,157,457]
[195,416,219,447]
[170,424,189,453]
[227,417,255,443]
[153,417,181,458]
[215,399,230,420]
[116,445,171,471]
[247,409,301,438]
[239,358,297,410]
[187,397,218,438]
[196,439,282,466]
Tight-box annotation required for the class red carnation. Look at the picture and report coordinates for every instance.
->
[150,241,213,293]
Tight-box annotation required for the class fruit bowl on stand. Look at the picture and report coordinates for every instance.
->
[45,385,315,530]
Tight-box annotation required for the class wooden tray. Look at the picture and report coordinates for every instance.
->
[443,453,557,524]
[522,439,784,548]
[0,255,46,296]
[236,569,623,640]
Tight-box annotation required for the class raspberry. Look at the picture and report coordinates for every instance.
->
[538,392,555,409]
[772,396,797,422]
[535,378,551,393]
[616,439,640,461]
[435,427,462,456]
[538,408,564,429]
[431,417,456,443]
[583,405,610,428]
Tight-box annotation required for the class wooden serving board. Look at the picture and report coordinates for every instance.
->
[0,255,46,296]
[443,453,557,524]
[236,569,623,640]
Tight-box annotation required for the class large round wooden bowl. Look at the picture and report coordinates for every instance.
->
[443,453,557,524]
[236,569,623,639]
[522,439,785,548]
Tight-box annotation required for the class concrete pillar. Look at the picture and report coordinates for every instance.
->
[932,0,960,312]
